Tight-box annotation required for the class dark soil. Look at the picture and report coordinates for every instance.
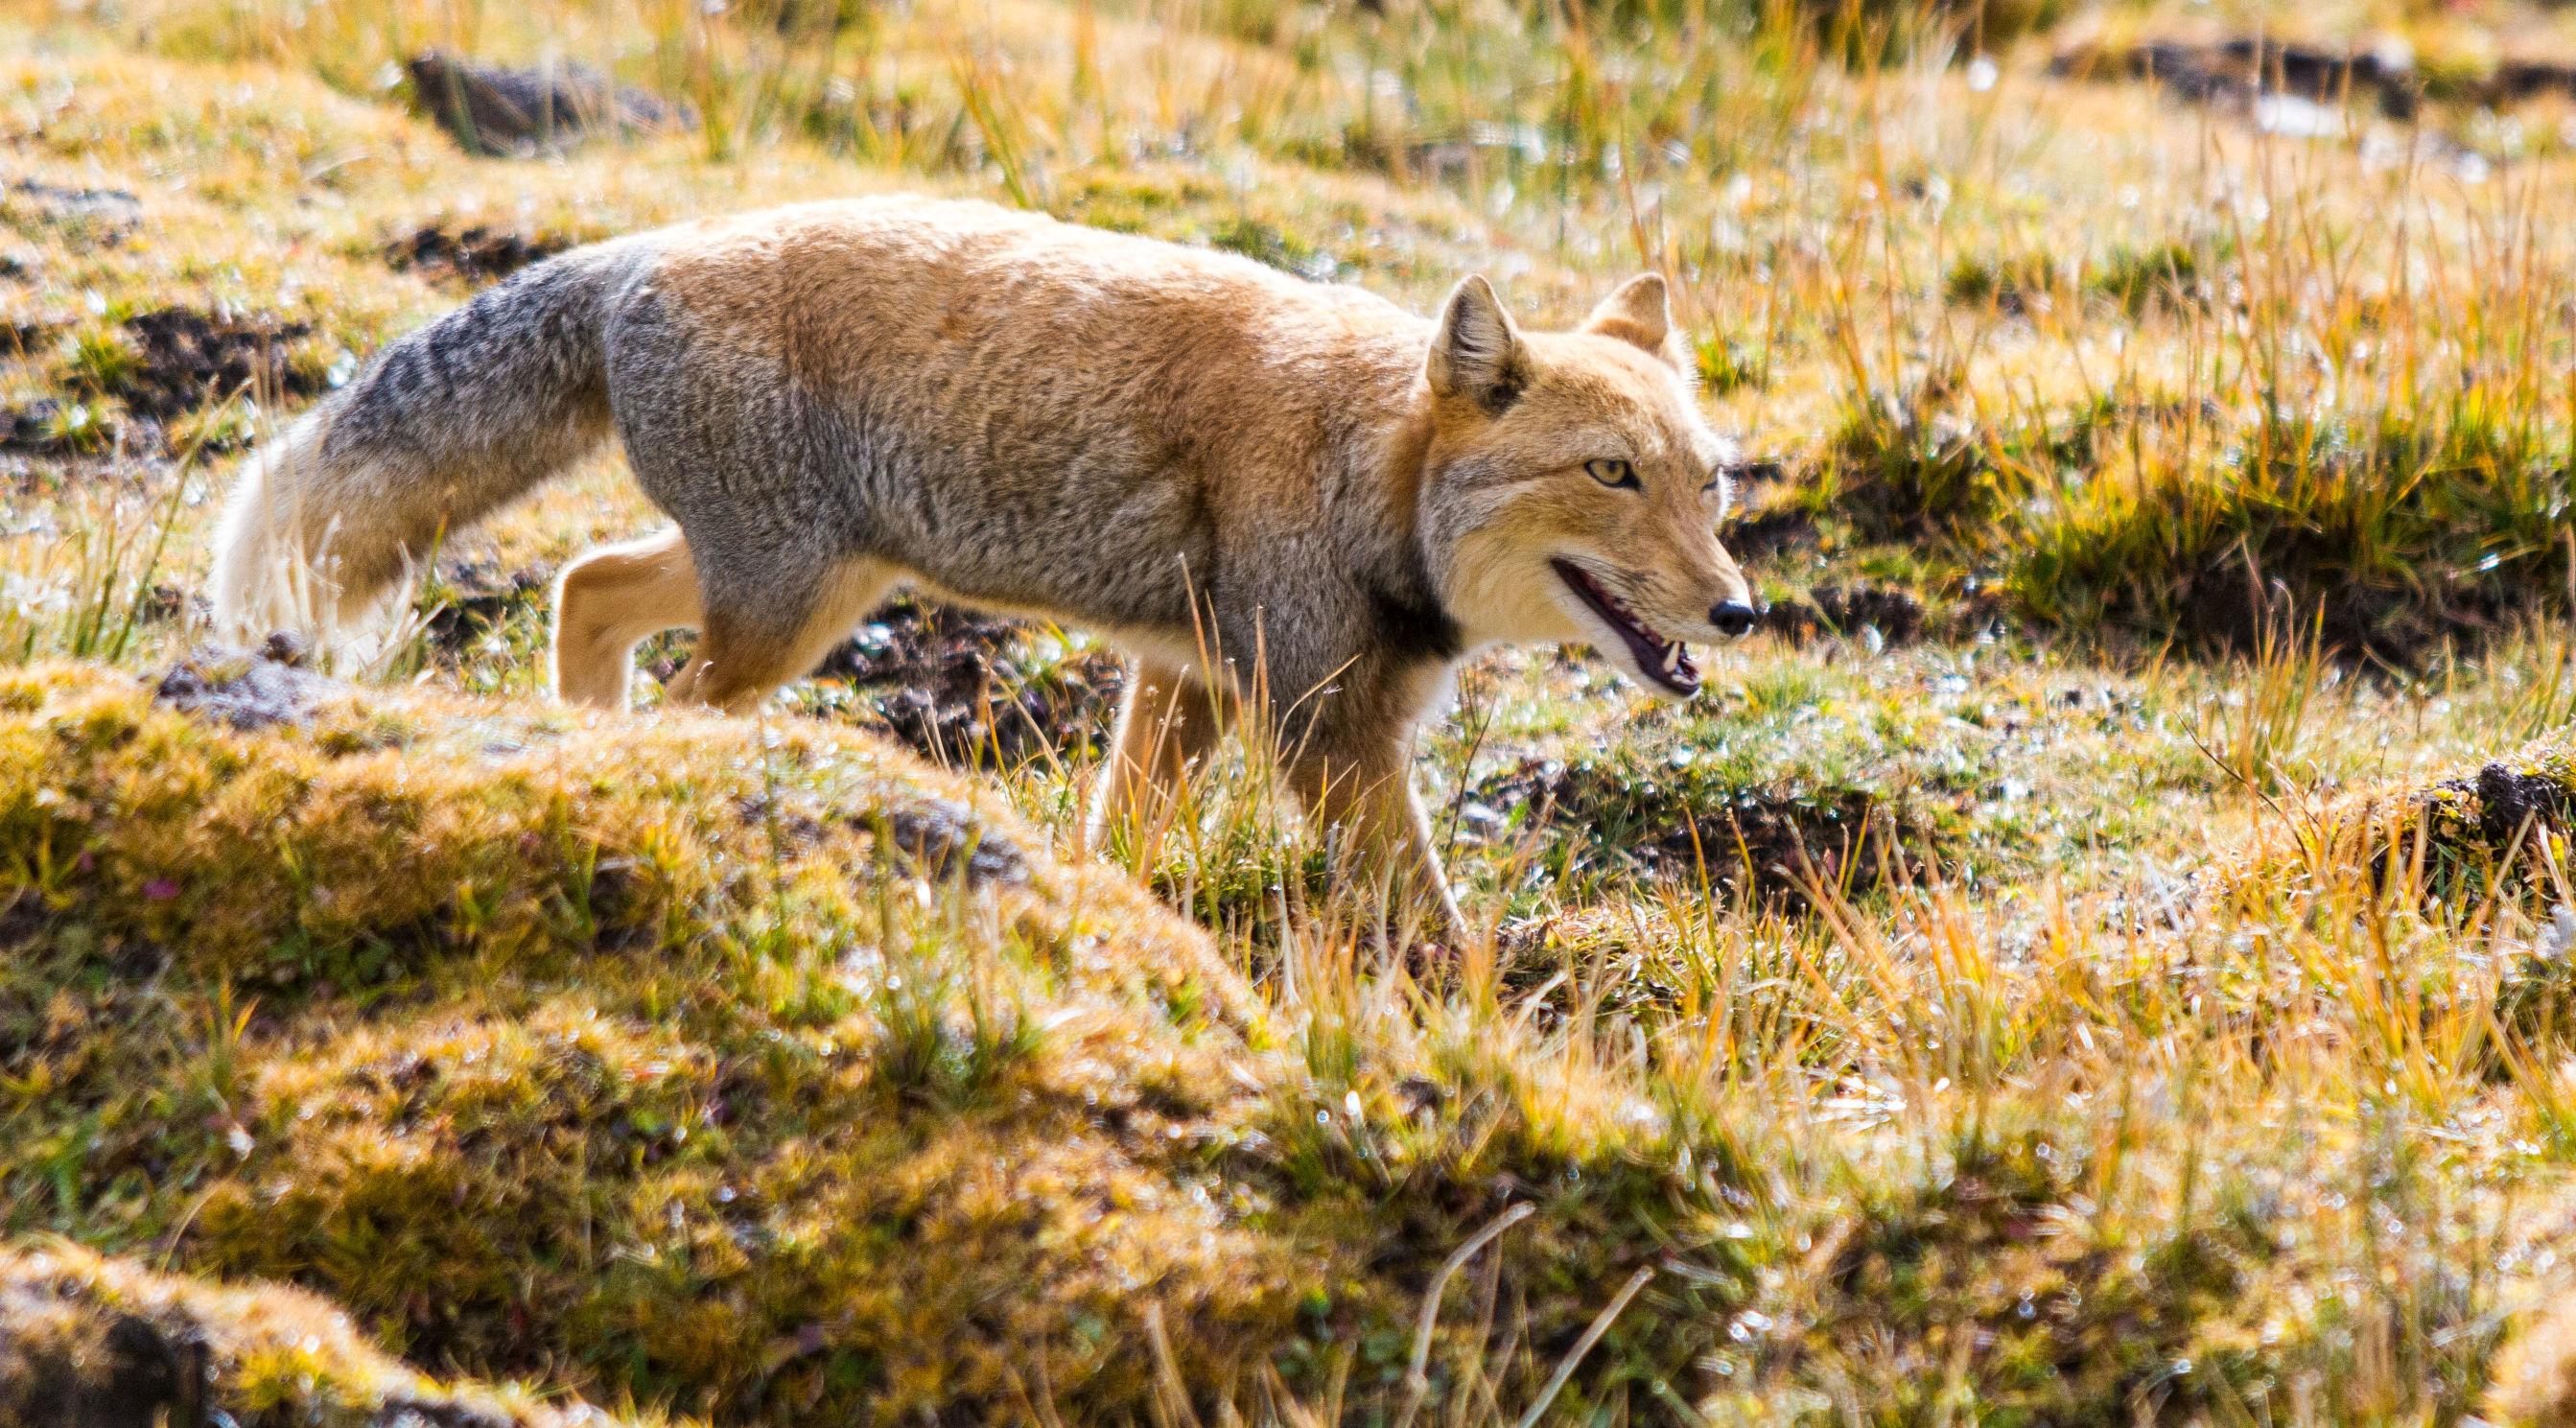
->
[2437,762,2573,847]
[112,307,321,421]
[2360,755,2576,912]
[152,637,335,733]
[876,798,1034,888]
[2051,37,2420,116]
[422,561,550,655]
[738,787,1034,889]
[2052,35,2576,116]
[1759,584,1927,647]
[0,399,112,456]
[0,1304,210,1428]
[1722,503,1818,562]
[2491,58,2576,104]
[1472,756,1918,906]
[2171,547,2480,666]
[405,52,689,157]
[386,224,578,287]
[0,1250,531,1428]
[808,597,1125,767]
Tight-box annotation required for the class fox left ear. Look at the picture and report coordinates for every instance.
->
[1583,273,1676,361]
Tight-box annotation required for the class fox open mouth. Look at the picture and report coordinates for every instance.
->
[1551,558,1699,696]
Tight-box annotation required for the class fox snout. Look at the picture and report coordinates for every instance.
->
[1705,556,1758,639]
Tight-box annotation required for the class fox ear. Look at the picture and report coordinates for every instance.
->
[1427,275,1527,413]
[1583,273,1674,358]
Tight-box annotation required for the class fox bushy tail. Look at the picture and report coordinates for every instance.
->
[210,243,640,644]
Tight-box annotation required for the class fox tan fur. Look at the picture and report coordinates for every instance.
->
[209,196,1757,936]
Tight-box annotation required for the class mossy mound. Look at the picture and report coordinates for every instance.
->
[0,654,1328,1421]
[2220,736,2575,908]
[0,655,1783,1424]
[0,1241,611,1428]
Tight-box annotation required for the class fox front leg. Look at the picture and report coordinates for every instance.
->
[1087,659,1229,858]
[1284,731,1465,951]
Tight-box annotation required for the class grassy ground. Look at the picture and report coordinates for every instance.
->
[3,0,2576,1421]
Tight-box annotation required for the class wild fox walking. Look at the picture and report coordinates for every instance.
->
[210,197,1759,937]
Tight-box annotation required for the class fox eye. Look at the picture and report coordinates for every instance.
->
[1585,457,1640,490]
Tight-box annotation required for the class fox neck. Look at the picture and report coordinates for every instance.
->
[1349,385,1465,670]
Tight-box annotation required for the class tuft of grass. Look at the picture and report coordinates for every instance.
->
[2089,235,2233,314]
[57,326,139,400]
[2194,613,2331,796]
[2009,407,2573,661]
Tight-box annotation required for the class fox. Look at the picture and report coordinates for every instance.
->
[208,196,1760,939]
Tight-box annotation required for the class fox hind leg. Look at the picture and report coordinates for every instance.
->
[666,557,898,714]
[551,527,704,711]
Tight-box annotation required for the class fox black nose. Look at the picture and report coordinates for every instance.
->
[1711,601,1760,638]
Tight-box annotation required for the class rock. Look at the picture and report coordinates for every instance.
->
[152,640,337,732]
[1,178,142,246]
[405,52,689,157]
[878,797,1033,889]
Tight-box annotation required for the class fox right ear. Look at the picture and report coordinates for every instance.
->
[1427,275,1527,414]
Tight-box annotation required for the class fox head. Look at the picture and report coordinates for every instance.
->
[1417,272,1757,699]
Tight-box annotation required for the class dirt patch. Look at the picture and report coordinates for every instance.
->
[2051,37,2420,116]
[0,1244,585,1428]
[2173,548,2470,666]
[0,398,114,456]
[152,638,336,732]
[2052,35,2576,117]
[386,224,579,287]
[111,307,321,421]
[1722,503,1818,562]
[2491,59,2576,105]
[1471,756,1917,905]
[405,52,689,157]
[422,561,550,655]
[878,798,1034,888]
[2311,749,2576,904]
[1758,584,1928,647]
[810,597,1125,767]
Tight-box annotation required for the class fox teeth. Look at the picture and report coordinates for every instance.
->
[1662,644,1683,675]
